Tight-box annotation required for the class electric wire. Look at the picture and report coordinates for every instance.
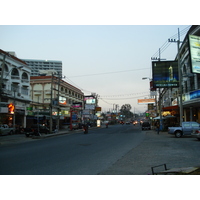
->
[151,25,191,59]
[67,68,149,78]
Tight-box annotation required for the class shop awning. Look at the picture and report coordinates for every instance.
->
[162,105,179,111]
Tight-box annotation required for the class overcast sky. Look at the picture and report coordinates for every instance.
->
[0,1,193,113]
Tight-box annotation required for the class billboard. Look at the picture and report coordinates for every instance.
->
[59,96,67,105]
[84,96,96,104]
[188,34,200,74]
[152,61,179,88]
[138,99,155,104]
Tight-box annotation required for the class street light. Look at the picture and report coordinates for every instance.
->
[142,77,162,129]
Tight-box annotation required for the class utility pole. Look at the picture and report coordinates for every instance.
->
[151,48,166,130]
[49,74,53,133]
[56,72,61,133]
[168,28,183,125]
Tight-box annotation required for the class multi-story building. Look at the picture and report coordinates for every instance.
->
[28,75,84,129]
[162,25,200,124]
[21,59,62,76]
[0,49,31,128]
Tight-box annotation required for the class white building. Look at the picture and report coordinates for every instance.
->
[0,49,31,128]
[21,59,62,76]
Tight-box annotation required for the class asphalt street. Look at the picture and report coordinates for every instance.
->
[1,124,200,175]
[0,124,145,175]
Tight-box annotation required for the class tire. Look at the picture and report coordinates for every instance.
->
[9,130,13,135]
[175,131,182,138]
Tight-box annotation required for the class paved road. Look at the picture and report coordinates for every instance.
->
[0,124,145,175]
[1,124,200,175]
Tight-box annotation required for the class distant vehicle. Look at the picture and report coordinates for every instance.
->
[126,121,130,125]
[168,121,200,138]
[191,129,200,141]
[0,124,14,135]
[141,122,151,130]
[120,121,124,125]
[24,124,50,137]
[133,121,138,125]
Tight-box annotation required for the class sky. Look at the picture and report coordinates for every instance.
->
[0,25,190,113]
[0,1,194,114]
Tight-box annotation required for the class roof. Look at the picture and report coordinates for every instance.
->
[0,49,27,65]
[30,76,84,94]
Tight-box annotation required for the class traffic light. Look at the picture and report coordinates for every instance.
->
[8,103,15,114]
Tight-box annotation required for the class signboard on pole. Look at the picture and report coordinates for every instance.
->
[189,34,200,74]
[152,61,179,88]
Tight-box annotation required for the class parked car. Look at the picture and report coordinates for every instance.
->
[0,124,14,135]
[126,121,130,125]
[24,124,50,137]
[191,129,200,141]
[168,121,200,138]
[141,121,151,130]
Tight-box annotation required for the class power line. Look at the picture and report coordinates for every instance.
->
[67,68,149,78]
[151,25,191,59]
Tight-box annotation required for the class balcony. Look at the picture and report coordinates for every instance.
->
[11,75,21,83]
[21,78,29,86]
[45,90,51,95]
[34,90,42,95]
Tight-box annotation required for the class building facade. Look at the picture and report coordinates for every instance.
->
[29,75,84,129]
[162,25,200,124]
[0,49,31,128]
[21,59,62,76]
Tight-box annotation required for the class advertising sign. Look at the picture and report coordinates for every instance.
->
[59,96,67,105]
[138,99,155,104]
[189,34,200,73]
[84,96,96,104]
[152,61,179,88]
[72,102,82,108]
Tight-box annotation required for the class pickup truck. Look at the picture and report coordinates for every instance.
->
[0,124,14,136]
[168,121,200,138]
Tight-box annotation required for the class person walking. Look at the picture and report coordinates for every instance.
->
[156,121,160,134]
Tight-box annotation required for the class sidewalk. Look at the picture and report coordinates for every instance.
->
[98,129,200,175]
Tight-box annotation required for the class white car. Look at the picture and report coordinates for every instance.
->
[0,124,14,135]
[191,129,200,141]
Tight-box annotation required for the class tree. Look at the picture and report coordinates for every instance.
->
[120,104,133,119]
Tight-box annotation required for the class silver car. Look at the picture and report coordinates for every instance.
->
[191,129,200,141]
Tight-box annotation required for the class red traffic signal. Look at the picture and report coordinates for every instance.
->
[8,103,15,114]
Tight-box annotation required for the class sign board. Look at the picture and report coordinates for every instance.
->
[152,61,179,88]
[85,104,95,110]
[189,34,200,74]
[138,99,155,104]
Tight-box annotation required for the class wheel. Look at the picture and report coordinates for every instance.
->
[175,131,182,138]
[9,130,13,135]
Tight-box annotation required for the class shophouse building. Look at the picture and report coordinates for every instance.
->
[0,49,31,128]
[29,75,84,129]
[162,25,200,124]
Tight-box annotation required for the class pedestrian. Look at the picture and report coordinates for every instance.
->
[156,121,160,134]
